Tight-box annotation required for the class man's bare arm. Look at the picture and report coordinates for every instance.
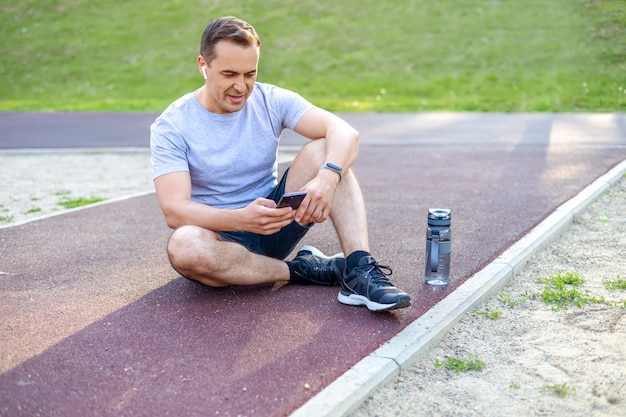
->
[294,107,359,171]
[154,171,295,233]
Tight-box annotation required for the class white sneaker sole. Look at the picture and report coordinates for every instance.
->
[337,292,411,312]
[298,245,344,260]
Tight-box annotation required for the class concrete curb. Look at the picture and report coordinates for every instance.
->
[290,158,626,417]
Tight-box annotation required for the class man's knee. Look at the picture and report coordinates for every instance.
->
[301,138,327,161]
[285,139,328,189]
[166,225,213,277]
[166,226,229,287]
[168,225,199,261]
[294,139,327,168]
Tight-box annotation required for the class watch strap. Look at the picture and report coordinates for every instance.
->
[320,162,343,182]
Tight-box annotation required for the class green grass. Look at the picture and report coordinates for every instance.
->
[22,206,42,214]
[498,291,527,308]
[604,275,626,291]
[0,204,12,222]
[1,0,624,112]
[57,196,105,209]
[0,214,14,222]
[541,382,575,398]
[435,355,485,372]
[537,271,608,310]
[475,308,503,320]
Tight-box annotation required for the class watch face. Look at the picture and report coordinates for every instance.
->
[327,163,342,171]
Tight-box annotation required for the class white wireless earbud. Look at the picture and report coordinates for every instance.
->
[202,66,208,80]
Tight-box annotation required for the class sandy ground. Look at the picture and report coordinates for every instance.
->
[0,150,154,227]
[1,152,625,416]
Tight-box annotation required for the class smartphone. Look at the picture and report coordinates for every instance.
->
[276,191,307,210]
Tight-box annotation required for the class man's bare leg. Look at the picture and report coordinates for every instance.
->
[167,225,290,287]
[327,169,370,255]
[286,139,411,311]
[285,139,370,255]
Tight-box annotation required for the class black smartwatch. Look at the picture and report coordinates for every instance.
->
[320,162,343,182]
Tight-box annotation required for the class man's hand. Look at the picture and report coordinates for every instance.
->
[295,169,339,225]
[238,198,297,235]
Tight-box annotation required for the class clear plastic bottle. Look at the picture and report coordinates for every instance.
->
[424,208,451,286]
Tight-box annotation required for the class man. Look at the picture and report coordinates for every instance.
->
[150,16,410,311]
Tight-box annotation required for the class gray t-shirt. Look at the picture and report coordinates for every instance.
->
[150,82,313,209]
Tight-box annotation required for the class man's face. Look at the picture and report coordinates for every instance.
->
[201,40,259,114]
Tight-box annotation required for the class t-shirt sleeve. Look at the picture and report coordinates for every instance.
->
[150,118,189,180]
[264,84,315,132]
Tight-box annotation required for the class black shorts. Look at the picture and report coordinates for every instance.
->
[217,169,312,260]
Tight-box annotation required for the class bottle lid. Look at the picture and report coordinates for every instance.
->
[428,208,451,226]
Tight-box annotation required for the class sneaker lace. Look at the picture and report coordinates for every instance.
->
[364,260,393,286]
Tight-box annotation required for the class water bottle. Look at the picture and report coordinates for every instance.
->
[425,208,451,286]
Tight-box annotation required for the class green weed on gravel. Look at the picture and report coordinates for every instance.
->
[542,382,576,397]
[435,355,485,372]
[496,272,619,312]
[57,196,106,209]
[535,271,608,310]
[475,309,503,320]
[498,291,528,308]
[22,206,42,215]
[604,275,626,291]
[0,204,14,223]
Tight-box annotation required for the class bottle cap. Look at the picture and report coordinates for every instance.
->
[428,208,451,227]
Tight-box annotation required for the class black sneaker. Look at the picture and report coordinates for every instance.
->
[289,245,345,286]
[338,256,411,311]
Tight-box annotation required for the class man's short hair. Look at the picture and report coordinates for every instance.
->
[200,16,261,65]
